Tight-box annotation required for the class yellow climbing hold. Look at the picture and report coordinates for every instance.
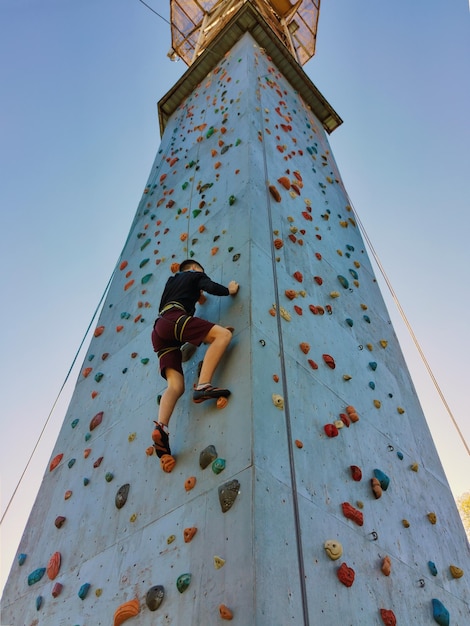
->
[214,556,226,569]
[449,565,464,578]
[272,394,284,409]
[374,400,381,409]
[379,340,388,348]
[330,291,340,298]
[397,407,405,414]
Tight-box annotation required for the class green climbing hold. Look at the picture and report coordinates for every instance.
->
[141,358,149,365]
[141,274,153,284]
[206,126,215,138]
[229,195,236,205]
[176,573,191,593]
[88,354,94,361]
[140,238,151,251]
[349,269,358,279]
[337,275,349,289]
[68,458,76,469]
[192,209,201,218]
[120,312,131,319]
[139,259,149,268]
[71,419,79,429]
[94,372,104,382]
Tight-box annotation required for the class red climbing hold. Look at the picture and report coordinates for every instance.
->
[324,424,339,438]
[341,502,364,526]
[337,562,355,587]
[323,354,336,369]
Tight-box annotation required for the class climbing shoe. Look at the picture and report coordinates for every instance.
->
[151,422,171,458]
[193,385,231,404]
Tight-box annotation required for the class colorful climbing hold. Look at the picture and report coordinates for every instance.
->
[46,551,61,580]
[113,598,140,626]
[324,540,343,561]
[219,604,233,620]
[337,562,355,587]
[431,598,450,626]
[380,608,397,626]
[89,411,103,431]
[28,568,46,586]
[176,573,191,593]
[49,453,63,471]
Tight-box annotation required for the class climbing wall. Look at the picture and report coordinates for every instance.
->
[2,23,470,626]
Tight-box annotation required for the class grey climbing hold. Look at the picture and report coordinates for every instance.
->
[146,585,165,611]
[115,483,130,509]
[219,479,240,513]
[200,445,218,469]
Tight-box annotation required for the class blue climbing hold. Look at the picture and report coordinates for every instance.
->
[18,553,27,566]
[373,469,390,491]
[428,561,438,576]
[78,582,91,600]
[432,598,449,626]
[28,568,46,586]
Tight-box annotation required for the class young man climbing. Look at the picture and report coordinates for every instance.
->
[150,259,239,461]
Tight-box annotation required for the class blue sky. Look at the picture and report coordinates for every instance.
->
[1,0,469,591]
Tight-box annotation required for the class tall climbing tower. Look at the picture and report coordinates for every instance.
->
[2,1,469,624]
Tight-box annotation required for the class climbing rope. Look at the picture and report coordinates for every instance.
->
[351,206,470,457]
[0,268,115,527]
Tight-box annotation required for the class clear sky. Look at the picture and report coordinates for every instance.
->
[1,0,469,593]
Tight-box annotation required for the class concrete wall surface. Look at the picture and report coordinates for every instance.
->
[2,28,469,626]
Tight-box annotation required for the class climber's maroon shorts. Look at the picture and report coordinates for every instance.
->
[151,309,214,379]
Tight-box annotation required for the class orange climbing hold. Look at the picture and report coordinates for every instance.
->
[219,605,233,620]
[277,176,291,190]
[119,260,128,271]
[216,396,229,409]
[46,551,61,580]
[82,367,92,378]
[94,326,105,337]
[285,289,296,300]
[299,342,310,354]
[183,527,197,543]
[160,454,176,473]
[184,476,197,491]
[124,279,134,291]
[273,238,283,249]
[49,453,63,472]
[113,598,140,626]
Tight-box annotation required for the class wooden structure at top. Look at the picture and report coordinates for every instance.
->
[169,0,320,66]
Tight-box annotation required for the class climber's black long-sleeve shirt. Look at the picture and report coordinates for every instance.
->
[158,270,229,316]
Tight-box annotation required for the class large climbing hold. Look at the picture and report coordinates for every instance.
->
[431,599,450,626]
[113,598,140,626]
